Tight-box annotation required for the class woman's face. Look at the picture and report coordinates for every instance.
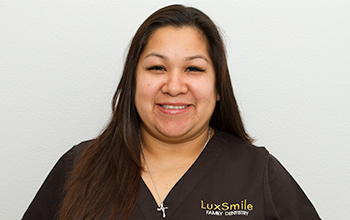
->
[135,26,219,142]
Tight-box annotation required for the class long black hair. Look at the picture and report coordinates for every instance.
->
[59,4,252,220]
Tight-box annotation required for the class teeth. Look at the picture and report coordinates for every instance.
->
[162,105,188,110]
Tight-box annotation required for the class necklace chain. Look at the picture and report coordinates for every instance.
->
[141,128,211,219]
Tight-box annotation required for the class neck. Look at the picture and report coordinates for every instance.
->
[140,127,213,207]
[141,127,212,164]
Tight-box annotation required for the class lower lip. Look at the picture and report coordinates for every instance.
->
[157,105,191,115]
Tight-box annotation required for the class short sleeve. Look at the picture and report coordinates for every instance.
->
[22,149,74,220]
[263,155,321,220]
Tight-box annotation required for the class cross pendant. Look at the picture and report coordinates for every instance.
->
[157,203,168,218]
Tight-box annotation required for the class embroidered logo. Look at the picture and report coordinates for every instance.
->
[200,199,253,217]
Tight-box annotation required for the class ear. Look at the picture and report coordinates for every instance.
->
[216,93,221,101]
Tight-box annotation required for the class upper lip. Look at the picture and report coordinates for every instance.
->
[157,102,191,106]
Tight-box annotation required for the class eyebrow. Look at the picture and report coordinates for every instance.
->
[143,53,209,63]
[184,55,209,63]
[144,53,168,61]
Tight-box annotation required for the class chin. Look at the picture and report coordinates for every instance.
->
[156,126,191,138]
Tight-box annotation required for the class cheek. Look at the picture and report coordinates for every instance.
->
[136,75,151,95]
[135,77,159,108]
[192,79,217,102]
[135,79,146,110]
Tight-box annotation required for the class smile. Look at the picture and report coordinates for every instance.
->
[161,105,189,110]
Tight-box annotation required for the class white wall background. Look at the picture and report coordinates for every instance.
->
[1,0,349,219]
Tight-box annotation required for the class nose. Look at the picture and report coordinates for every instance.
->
[161,71,188,96]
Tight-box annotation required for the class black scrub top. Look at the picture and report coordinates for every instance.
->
[23,131,321,219]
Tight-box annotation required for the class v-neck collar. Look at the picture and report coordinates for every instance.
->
[135,132,223,219]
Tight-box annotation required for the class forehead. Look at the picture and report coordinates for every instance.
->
[142,26,209,55]
[150,25,206,41]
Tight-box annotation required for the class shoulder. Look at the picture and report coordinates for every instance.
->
[62,140,93,168]
[69,140,93,159]
[205,130,271,183]
[211,130,270,165]
[50,140,94,179]
[22,140,93,219]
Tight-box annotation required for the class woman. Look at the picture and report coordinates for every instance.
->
[23,4,320,220]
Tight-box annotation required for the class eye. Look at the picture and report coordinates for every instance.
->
[146,65,166,71]
[186,66,205,72]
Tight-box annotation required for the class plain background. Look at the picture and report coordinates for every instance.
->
[1,0,349,219]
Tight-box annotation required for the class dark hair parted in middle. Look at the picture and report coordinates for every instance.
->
[59,4,252,220]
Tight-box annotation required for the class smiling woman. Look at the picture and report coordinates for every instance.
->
[135,26,219,208]
[22,4,320,220]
